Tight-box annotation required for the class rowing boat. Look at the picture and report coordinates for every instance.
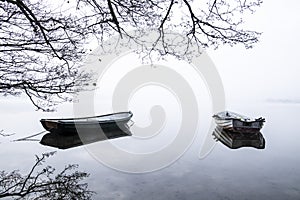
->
[40,111,133,135]
[213,111,265,133]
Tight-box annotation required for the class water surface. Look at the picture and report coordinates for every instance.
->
[1,100,300,199]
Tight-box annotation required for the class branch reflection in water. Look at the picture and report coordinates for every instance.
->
[0,152,95,199]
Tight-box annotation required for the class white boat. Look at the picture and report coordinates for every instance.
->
[213,111,265,133]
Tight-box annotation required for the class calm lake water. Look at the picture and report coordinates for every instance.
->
[1,98,300,200]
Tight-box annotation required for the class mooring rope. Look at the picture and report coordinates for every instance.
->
[13,130,47,142]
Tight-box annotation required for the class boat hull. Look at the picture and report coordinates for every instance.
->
[40,111,133,135]
[213,111,265,133]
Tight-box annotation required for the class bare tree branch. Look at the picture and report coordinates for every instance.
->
[159,0,174,29]
[107,0,122,37]
[0,0,262,111]
[0,152,95,199]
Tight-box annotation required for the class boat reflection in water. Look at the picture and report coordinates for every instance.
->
[40,128,132,149]
[212,126,265,149]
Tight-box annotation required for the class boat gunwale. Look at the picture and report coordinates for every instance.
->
[213,111,265,123]
[40,111,133,123]
[57,119,130,125]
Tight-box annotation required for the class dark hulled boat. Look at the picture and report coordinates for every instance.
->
[40,111,133,135]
